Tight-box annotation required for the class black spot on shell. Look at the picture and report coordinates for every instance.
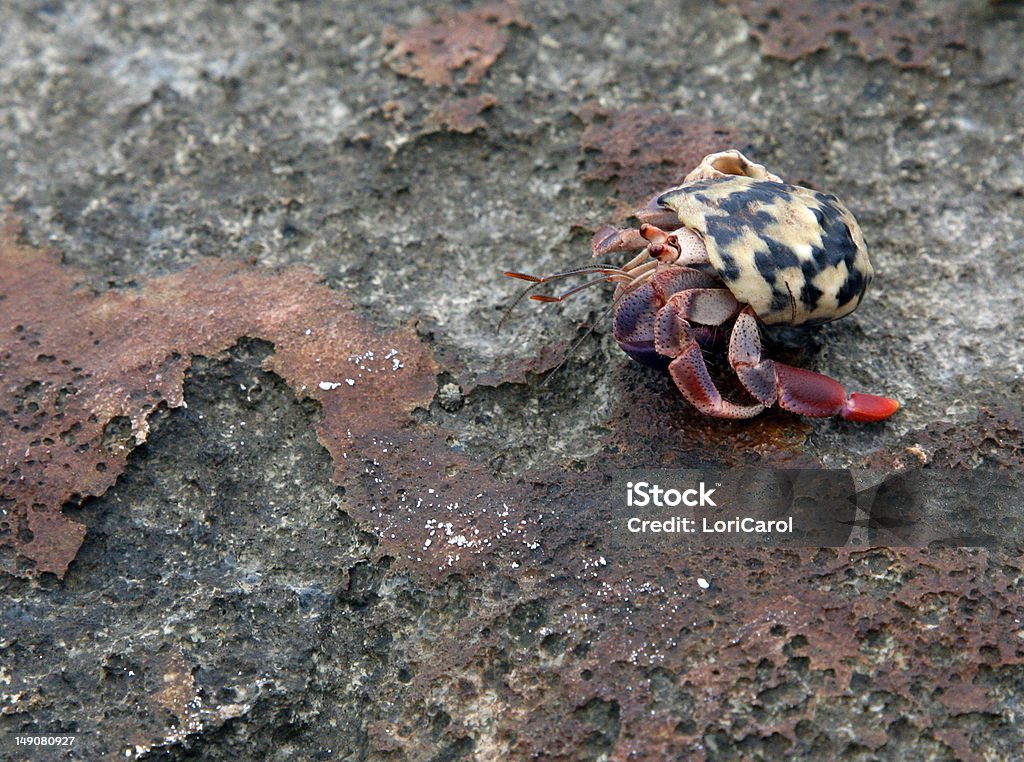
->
[717,251,741,281]
[836,266,867,308]
[754,250,778,284]
[799,258,824,310]
[709,218,745,249]
[761,238,802,275]
[803,247,827,277]
[708,181,791,217]
[656,189,684,208]
[811,194,860,271]
[799,280,824,312]
[770,288,791,314]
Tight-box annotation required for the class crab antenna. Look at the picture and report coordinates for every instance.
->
[530,274,626,303]
[504,264,630,284]
[497,281,547,333]
[499,260,655,375]
[497,266,628,333]
[539,307,615,387]
[539,278,647,385]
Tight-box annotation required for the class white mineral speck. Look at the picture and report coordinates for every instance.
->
[697,578,710,589]
[345,379,355,386]
[318,381,341,390]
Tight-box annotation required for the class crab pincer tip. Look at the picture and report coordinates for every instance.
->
[842,393,900,423]
[591,225,619,256]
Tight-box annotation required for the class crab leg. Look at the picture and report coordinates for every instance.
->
[652,287,766,419]
[728,308,899,422]
[614,269,721,347]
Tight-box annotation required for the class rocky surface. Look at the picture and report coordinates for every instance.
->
[2,0,1023,759]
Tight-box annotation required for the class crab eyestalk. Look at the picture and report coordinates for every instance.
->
[638,224,682,264]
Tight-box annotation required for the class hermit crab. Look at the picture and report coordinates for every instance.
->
[504,150,899,422]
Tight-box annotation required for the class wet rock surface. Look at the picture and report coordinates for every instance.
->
[2,0,1023,759]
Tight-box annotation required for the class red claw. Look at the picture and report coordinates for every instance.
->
[841,393,901,423]
[772,363,899,422]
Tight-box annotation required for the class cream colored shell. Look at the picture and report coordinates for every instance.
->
[682,149,783,184]
[659,174,873,326]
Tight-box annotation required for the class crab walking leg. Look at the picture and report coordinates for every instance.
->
[613,267,722,364]
[728,308,900,422]
[653,287,766,419]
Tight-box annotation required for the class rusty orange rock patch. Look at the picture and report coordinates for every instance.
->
[579,105,740,211]
[0,217,437,577]
[382,2,527,87]
[727,0,965,68]
[426,93,499,134]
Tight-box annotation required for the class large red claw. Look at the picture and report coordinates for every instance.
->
[773,363,899,422]
[841,393,900,423]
